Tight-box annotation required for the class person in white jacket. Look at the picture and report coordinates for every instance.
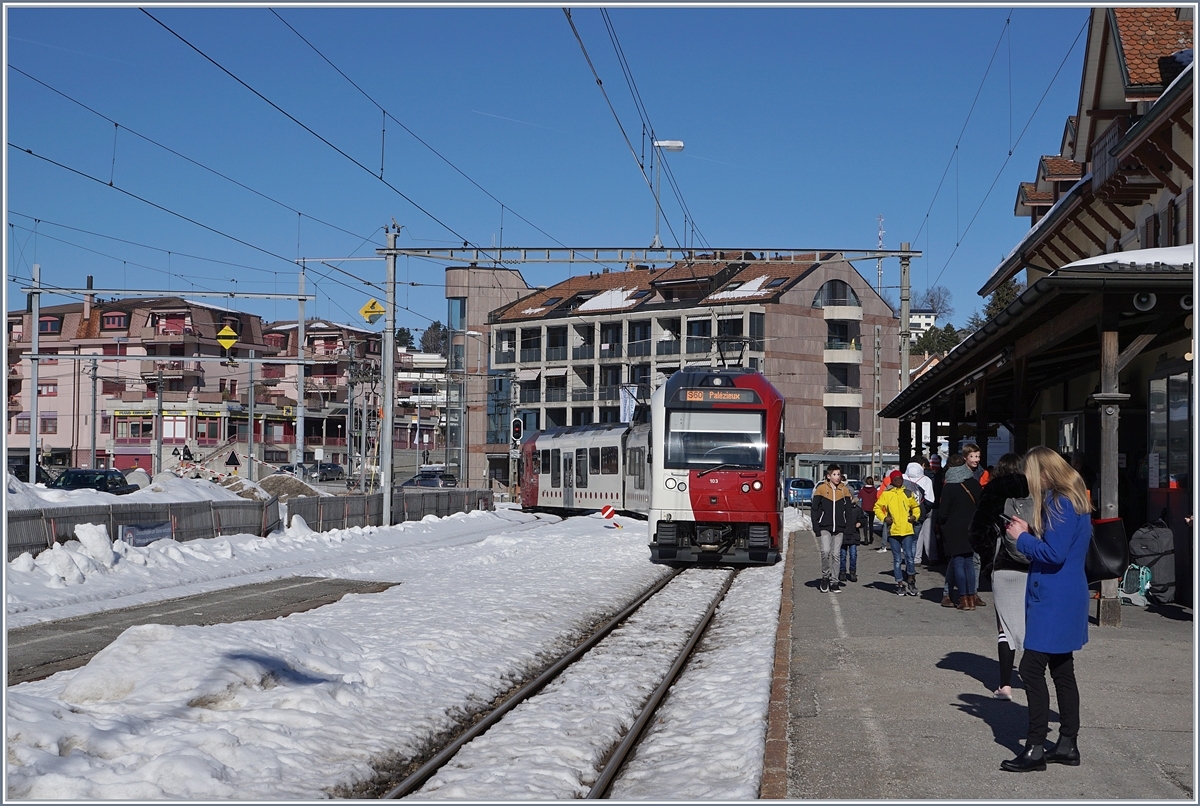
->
[905,461,937,565]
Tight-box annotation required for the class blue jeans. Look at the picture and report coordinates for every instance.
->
[943,552,982,596]
[889,535,916,580]
[839,544,857,574]
[948,554,977,596]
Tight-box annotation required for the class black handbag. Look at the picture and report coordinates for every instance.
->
[1086,517,1129,583]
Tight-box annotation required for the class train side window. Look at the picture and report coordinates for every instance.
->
[632,447,645,489]
[540,449,550,475]
[576,448,588,488]
[551,449,561,487]
[600,446,618,474]
[589,447,600,475]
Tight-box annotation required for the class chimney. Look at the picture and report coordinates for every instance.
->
[84,276,94,320]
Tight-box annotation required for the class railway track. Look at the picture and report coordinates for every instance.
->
[378,566,740,800]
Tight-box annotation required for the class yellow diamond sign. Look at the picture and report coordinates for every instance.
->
[360,298,385,324]
[216,325,238,350]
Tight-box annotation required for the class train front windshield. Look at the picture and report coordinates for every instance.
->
[664,410,766,470]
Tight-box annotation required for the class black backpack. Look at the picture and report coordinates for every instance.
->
[902,479,929,524]
[1128,520,1175,604]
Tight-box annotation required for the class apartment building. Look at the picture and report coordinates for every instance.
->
[470,252,901,481]
[6,295,276,471]
[908,308,937,343]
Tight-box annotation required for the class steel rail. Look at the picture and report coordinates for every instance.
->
[382,567,684,799]
[586,568,739,799]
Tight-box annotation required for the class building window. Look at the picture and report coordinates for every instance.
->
[448,298,466,331]
[37,382,57,396]
[15,416,30,434]
[38,317,61,334]
[264,333,286,350]
[749,312,765,350]
[101,312,129,330]
[100,415,111,434]
[102,343,128,362]
[39,414,57,434]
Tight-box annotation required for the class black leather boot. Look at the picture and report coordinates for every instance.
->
[1000,743,1047,772]
[1045,734,1080,766]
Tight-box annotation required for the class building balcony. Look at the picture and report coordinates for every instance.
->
[823,386,863,408]
[494,350,515,365]
[656,340,681,356]
[822,304,863,321]
[823,341,862,364]
[261,365,287,380]
[519,388,541,404]
[520,348,542,363]
[627,341,651,357]
[822,431,862,451]
[598,385,620,401]
[572,387,594,402]
[305,375,342,390]
[140,360,202,378]
[686,338,709,355]
[572,345,595,361]
[545,386,568,402]
[545,346,568,362]
[599,344,622,360]
[8,394,22,413]
[141,325,198,343]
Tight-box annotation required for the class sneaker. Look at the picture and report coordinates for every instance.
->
[819,578,830,593]
[896,581,907,596]
[994,686,1013,701]
[875,546,889,553]
[906,582,919,596]
[830,580,841,593]
[848,572,858,583]
[838,571,848,583]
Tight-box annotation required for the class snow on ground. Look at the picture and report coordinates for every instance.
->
[6,504,805,799]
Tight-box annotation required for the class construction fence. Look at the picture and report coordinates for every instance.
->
[286,488,494,532]
[6,488,494,561]
[6,498,281,562]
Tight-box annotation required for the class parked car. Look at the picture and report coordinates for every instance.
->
[49,469,139,495]
[402,473,458,488]
[785,477,815,507]
[275,464,312,479]
[7,461,55,485]
[845,479,863,493]
[313,463,344,481]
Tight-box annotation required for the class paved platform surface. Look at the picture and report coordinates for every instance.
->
[7,577,397,686]
[775,530,1194,800]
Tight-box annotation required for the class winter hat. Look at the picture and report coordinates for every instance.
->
[904,462,925,481]
[889,470,904,485]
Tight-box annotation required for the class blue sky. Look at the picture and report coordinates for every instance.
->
[6,5,1090,335]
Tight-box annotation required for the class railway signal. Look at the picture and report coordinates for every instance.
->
[510,418,522,444]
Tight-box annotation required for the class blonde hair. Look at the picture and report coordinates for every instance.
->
[1023,446,1090,536]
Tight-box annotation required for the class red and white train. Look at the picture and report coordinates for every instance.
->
[519,367,784,566]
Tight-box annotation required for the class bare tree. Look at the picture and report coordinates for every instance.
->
[915,285,954,320]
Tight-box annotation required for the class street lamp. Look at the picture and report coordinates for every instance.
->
[651,139,684,249]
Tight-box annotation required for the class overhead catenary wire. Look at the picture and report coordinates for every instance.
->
[926,14,1087,290]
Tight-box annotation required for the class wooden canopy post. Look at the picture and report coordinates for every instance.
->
[1091,329,1128,628]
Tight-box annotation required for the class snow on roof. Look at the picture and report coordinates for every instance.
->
[1059,244,1195,270]
[574,287,642,312]
[707,275,772,300]
[7,472,247,512]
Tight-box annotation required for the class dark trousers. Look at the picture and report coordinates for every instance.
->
[1019,649,1079,744]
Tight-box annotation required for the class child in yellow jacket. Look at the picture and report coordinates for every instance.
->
[875,469,923,595]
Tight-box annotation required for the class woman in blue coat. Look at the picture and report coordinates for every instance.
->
[999,446,1092,773]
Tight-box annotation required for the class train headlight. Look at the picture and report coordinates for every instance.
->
[752,480,763,490]
[665,477,677,490]
[741,483,751,493]
[677,482,687,492]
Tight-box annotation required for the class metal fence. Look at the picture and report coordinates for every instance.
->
[286,488,494,531]
[6,496,282,561]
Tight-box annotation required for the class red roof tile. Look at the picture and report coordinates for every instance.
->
[1113,8,1193,88]
[1018,182,1054,204]
[1040,156,1084,181]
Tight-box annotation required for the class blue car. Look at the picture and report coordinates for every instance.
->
[785,477,815,507]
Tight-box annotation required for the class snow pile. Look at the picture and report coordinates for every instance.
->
[6,472,246,512]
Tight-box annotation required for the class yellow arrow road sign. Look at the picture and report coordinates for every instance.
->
[216,325,238,350]
[360,298,385,324]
